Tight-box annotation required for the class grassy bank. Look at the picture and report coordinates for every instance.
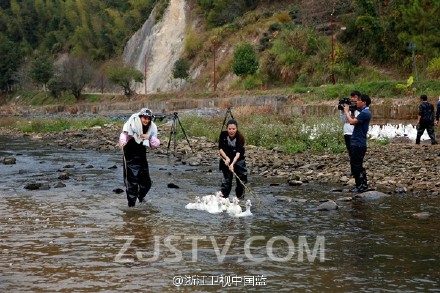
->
[0,107,353,154]
[0,116,113,133]
[170,106,350,154]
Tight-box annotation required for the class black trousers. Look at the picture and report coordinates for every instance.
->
[220,159,247,198]
[123,143,151,207]
[350,145,367,185]
[344,134,352,155]
[416,123,436,144]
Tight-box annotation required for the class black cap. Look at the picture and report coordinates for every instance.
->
[350,90,361,97]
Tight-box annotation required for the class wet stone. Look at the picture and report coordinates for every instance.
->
[58,173,70,180]
[353,191,391,201]
[167,183,179,189]
[2,156,16,165]
[412,212,432,220]
[317,200,338,211]
[24,182,42,190]
[395,184,408,194]
[53,182,66,188]
[288,180,303,186]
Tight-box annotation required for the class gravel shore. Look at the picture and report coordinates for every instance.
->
[1,124,440,196]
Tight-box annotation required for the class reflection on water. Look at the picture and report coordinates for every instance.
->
[1,137,439,292]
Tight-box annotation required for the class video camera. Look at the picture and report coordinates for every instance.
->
[338,97,357,112]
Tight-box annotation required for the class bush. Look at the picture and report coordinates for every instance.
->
[180,108,345,154]
[184,28,204,59]
[427,57,440,79]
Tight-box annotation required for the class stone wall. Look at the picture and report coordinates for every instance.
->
[1,94,419,122]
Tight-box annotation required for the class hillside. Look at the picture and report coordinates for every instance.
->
[0,0,439,97]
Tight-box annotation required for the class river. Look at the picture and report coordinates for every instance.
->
[0,136,439,292]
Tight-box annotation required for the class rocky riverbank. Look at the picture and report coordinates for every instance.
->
[1,123,440,196]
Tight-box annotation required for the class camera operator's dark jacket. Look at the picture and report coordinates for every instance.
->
[419,102,435,125]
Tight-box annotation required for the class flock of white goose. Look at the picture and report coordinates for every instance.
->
[185,191,252,217]
[367,123,432,141]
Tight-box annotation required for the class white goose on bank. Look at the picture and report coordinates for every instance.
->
[233,199,253,217]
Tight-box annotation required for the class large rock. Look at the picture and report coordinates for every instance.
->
[352,191,390,201]
[3,156,16,165]
[317,200,338,211]
[24,182,51,190]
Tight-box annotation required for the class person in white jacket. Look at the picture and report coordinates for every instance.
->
[119,108,160,207]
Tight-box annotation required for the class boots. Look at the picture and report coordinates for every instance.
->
[349,169,368,193]
[358,169,368,192]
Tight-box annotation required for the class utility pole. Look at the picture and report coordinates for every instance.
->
[211,37,217,92]
[409,43,418,82]
[213,40,217,92]
[330,12,335,85]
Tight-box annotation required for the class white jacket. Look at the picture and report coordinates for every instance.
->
[340,110,359,135]
[120,114,160,148]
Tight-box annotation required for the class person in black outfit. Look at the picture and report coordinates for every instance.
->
[218,119,248,199]
[415,94,437,145]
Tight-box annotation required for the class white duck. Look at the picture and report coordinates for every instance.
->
[214,191,230,211]
[227,197,242,216]
[205,194,222,214]
[234,199,253,217]
[185,196,201,210]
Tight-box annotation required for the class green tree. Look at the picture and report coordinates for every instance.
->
[232,43,259,78]
[30,53,54,90]
[0,36,21,91]
[105,60,144,97]
[427,58,440,79]
[398,0,440,73]
[173,58,190,88]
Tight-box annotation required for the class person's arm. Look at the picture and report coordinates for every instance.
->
[219,149,230,166]
[119,131,130,149]
[436,102,440,125]
[218,132,231,165]
[417,104,423,127]
[229,152,241,171]
[343,104,358,125]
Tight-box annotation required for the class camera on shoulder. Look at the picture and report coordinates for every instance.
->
[338,97,357,112]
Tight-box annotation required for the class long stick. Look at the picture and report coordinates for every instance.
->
[222,158,261,206]
[122,147,129,190]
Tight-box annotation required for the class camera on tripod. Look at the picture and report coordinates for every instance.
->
[338,97,357,112]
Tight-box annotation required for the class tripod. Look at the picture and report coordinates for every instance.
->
[220,107,234,133]
[167,112,192,154]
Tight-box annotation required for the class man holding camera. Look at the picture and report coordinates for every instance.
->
[343,94,372,193]
[339,91,361,156]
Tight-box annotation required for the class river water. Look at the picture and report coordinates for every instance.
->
[0,136,439,292]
